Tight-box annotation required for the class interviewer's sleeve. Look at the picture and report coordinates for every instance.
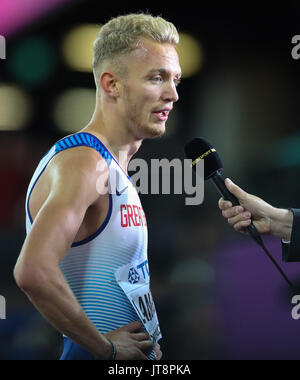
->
[282,208,300,262]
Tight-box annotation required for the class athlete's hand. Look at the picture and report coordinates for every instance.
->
[104,321,153,360]
[154,343,162,360]
[218,178,273,235]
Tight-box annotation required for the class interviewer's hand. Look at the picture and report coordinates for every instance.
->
[104,321,153,360]
[218,178,274,235]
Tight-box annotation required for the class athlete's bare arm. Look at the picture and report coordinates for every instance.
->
[14,147,152,359]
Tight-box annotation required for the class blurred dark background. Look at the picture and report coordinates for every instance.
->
[1,0,300,360]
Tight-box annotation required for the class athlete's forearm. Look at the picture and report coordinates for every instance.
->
[15,265,112,359]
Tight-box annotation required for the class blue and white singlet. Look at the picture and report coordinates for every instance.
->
[25,132,161,360]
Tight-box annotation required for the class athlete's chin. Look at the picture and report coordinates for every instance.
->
[141,123,166,139]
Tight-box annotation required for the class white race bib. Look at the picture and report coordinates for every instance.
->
[115,258,162,344]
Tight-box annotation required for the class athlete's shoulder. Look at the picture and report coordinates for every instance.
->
[55,132,112,165]
[53,143,102,174]
[48,140,108,193]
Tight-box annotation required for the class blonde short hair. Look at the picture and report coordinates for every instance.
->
[92,13,179,89]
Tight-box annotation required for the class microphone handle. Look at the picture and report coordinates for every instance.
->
[210,171,263,246]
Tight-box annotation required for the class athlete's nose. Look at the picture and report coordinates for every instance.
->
[161,81,179,103]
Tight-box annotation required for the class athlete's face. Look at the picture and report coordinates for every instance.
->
[120,38,181,139]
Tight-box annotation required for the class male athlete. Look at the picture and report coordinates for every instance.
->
[13,13,181,360]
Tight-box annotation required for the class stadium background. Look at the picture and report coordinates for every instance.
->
[1,0,300,359]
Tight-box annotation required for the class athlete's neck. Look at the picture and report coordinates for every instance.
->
[81,108,142,174]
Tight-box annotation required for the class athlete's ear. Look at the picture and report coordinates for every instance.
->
[99,72,120,98]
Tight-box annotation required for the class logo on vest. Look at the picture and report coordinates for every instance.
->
[116,186,128,196]
[128,268,140,284]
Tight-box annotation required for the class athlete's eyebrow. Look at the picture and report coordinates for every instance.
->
[147,68,182,78]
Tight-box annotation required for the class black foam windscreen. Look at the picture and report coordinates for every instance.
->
[185,137,223,180]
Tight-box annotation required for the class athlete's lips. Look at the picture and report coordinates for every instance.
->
[152,107,172,115]
[152,107,172,121]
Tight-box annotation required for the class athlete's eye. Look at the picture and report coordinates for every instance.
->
[151,76,163,84]
[174,78,181,87]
